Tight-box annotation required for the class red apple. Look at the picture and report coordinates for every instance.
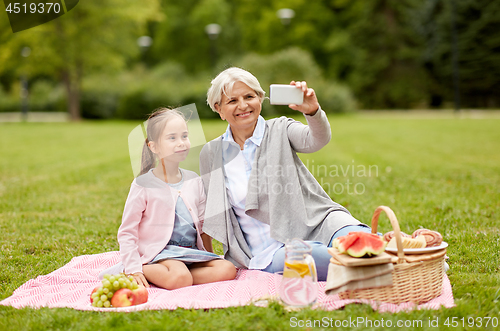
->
[131,285,148,305]
[110,288,134,307]
[90,285,100,303]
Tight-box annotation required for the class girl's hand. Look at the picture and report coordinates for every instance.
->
[288,81,320,116]
[130,272,150,288]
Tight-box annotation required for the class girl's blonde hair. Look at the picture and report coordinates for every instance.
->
[206,67,266,113]
[139,108,186,176]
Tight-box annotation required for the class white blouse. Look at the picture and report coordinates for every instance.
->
[221,116,283,269]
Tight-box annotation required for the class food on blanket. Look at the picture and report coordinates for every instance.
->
[90,285,100,304]
[412,229,443,247]
[335,232,386,258]
[382,230,411,242]
[111,288,135,307]
[91,273,146,308]
[108,286,148,308]
[387,235,427,249]
[132,285,149,305]
[90,286,112,308]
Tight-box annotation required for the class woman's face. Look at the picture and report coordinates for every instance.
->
[215,81,262,133]
[149,116,190,163]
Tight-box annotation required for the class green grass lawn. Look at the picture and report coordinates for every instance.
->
[1,113,499,330]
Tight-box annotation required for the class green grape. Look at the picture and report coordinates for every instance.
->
[92,273,138,308]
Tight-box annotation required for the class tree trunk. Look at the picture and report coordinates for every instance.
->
[62,69,81,121]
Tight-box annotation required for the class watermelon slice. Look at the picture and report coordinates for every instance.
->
[337,232,359,253]
[336,232,386,257]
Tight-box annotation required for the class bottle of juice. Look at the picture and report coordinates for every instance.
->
[279,239,318,307]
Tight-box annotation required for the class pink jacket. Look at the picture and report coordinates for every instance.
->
[117,169,207,274]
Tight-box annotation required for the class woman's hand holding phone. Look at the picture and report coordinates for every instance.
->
[289,81,319,116]
[269,81,319,116]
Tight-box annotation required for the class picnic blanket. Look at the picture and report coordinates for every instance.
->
[0,252,455,312]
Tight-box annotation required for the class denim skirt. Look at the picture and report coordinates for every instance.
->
[148,245,221,265]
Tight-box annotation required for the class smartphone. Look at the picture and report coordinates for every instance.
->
[269,84,304,105]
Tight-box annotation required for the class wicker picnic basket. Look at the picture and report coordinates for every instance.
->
[338,206,446,304]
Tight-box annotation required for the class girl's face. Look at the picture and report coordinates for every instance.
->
[215,81,262,133]
[149,116,190,163]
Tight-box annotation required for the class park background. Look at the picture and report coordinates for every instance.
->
[1,1,500,330]
[1,0,499,120]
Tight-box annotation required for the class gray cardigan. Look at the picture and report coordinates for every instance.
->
[199,109,362,268]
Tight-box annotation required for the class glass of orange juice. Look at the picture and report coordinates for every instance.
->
[279,239,318,307]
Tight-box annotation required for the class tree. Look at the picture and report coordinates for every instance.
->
[231,0,432,109]
[321,0,430,109]
[0,0,162,120]
[415,0,500,108]
[149,0,235,74]
[147,0,434,109]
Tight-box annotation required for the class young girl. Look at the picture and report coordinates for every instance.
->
[101,108,236,290]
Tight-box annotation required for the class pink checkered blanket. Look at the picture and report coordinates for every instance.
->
[0,252,454,312]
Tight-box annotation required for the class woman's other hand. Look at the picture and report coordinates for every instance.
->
[288,81,320,116]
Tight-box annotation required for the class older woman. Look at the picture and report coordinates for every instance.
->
[199,67,370,281]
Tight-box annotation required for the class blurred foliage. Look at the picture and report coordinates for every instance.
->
[233,47,356,115]
[414,0,500,108]
[327,0,432,109]
[0,0,499,118]
[115,63,213,120]
[0,0,162,119]
[79,63,216,120]
[0,85,18,112]
[80,48,354,120]
[29,80,66,112]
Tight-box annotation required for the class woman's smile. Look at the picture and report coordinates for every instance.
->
[236,111,252,117]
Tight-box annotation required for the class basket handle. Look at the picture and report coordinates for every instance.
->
[370,206,405,264]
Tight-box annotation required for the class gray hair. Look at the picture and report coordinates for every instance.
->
[206,67,266,113]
